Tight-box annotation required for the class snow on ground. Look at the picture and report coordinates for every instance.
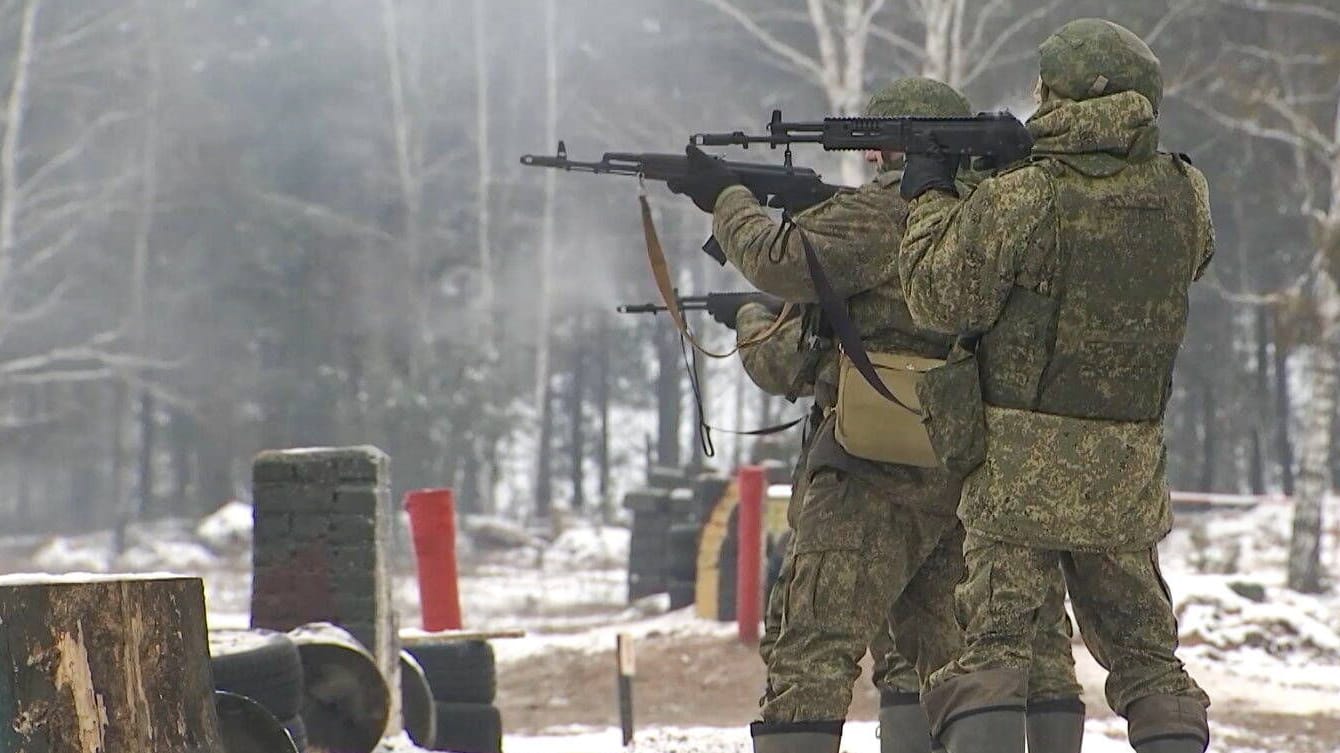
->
[493,720,1263,753]
[4,497,1339,751]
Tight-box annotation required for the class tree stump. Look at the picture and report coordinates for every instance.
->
[0,574,224,753]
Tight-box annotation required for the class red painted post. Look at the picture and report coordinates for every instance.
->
[736,465,765,644]
[404,488,463,631]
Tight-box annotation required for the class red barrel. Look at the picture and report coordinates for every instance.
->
[736,466,765,644]
[404,488,462,631]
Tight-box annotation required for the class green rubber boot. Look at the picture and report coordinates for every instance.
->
[940,709,1025,753]
[1026,697,1085,752]
[751,721,842,753]
[879,690,932,753]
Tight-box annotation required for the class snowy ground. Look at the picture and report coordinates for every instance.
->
[2,498,1338,752]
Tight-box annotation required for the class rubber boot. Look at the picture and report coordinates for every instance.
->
[939,709,1025,753]
[1134,737,1208,753]
[1026,697,1085,753]
[751,722,842,753]
[879,690,932,753]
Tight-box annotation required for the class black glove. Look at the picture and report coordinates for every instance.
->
[706,293,784,330]
[900,146,961,201]
[667,144,740,213]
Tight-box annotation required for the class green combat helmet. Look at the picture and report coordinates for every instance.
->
[1039,18,1162,112]
[864,78,972,172]
[865,77,972,119]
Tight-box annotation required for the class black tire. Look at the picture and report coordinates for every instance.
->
[666,524,699,582]
[281,715,307,752]
[210,631,304,720]
[717,519,738,621]
[667,579,696,609]
[215,691,299,753]
[407,640,497,704]
[434,702,502,753]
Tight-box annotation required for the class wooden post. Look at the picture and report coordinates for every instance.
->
[616,633,635,747]
[0,574,224,753]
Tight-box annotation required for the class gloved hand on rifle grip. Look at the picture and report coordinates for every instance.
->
[707,293,784,330]
[900,139,961,201]
[667,145,740,213]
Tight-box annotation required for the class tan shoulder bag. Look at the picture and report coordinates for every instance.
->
[834,349,945,467]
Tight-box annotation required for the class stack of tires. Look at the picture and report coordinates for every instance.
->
[664,522,699,609]
[625,487,672,602]
[209,631,307,751]
[406,640,502,753]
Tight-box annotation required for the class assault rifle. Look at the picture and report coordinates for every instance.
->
[520,142,845,264]
[617,292,759,316]
[693,109,1034,167]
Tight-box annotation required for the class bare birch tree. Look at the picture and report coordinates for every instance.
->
[1185,2,1340,591]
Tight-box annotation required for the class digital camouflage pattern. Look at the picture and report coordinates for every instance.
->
[739,306,923,697]
[714,172,961,518]
[737,304,812,399]
[924,533,1208,743]
[737,301,1081,706]
[899,90,1214,551]
[901,62,1211,744]
[866,77,972,120]
[762,466,964,722]
[718,123,1089,722]
[1039,18,1163,112]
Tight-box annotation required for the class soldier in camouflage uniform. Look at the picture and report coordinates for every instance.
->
[897,19,1212,753]
[728,298,1085,753]
[724,301,931,753]
[670,77,1083,753]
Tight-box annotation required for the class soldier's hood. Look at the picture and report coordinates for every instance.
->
[1025,90,1159,176]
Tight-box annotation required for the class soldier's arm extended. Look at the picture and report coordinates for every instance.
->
[898,168,1056,335]
[736,304,813,398]
[711,177,904,302]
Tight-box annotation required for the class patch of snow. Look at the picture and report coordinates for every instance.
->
[208,628,283,656]
[116,540,219,572]
[0,571,192,586]
[31,536,112,573]
[463,516,546,551]
[197,501,253,553]
[544,526,629,570]
[491,607,736,664]
[1172,574,1340,663]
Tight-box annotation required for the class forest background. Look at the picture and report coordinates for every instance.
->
[1,0,1337,591]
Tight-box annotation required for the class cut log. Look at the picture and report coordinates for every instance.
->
[0,574,224,753]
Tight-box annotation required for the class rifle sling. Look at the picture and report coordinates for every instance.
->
[797,226,921,416]
[638,189,792,358]
[711,416,805,436]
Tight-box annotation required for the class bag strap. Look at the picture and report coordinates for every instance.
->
[638,189,792,358]
[795,224,921,416]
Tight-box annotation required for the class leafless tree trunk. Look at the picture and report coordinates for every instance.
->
[596,316,611,515]
[472,0,494,335]
[130,0,162,522]
[568,312,587,511]
[0,0,38,281]
[533,0,559,516]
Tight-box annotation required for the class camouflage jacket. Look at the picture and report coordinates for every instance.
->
[714,174,959,515]
[737,303,813,399]
[898,91,1215,550]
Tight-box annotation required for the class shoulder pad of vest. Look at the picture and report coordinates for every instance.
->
[988,156,1054,181]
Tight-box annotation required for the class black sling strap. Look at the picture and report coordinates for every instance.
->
[794,225,921,416]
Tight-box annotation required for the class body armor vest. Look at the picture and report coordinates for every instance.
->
[977,154,1201,421]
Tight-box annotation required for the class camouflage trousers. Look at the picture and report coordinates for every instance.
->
[924,531,1209,744]
[759,468,966,723]
[762,544,921,700]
